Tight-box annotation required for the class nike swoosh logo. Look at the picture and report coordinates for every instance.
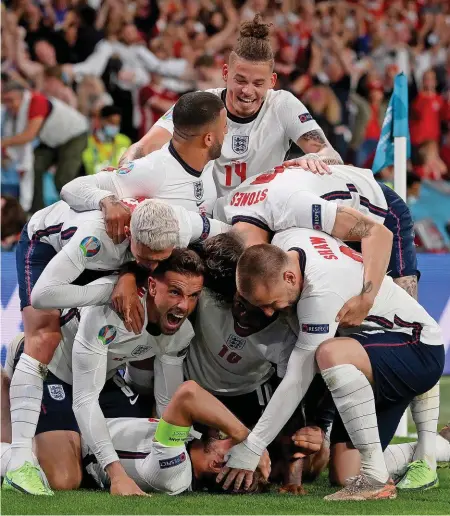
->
[129,395,139,405]
[196,201,203,207]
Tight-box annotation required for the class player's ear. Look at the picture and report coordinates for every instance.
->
[222,63,228,82]
[204,131,213,148]
[283,270,296,286]
[209,460,223,474]
[148,277,157,297]
[270,72,277,89]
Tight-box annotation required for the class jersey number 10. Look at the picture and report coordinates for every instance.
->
[225,162,247,186]
[218,344,242,364]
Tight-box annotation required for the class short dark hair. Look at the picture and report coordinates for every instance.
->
[44,65,62,79]
[172,92,224,140]
[231,14,274,65]
[151,248,205,280]
[1,195,27,239]
[237,244,288,297]
[190,232,244,305]
[100,105,122,119]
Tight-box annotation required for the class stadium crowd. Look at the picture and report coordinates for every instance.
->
[1,0,449,503]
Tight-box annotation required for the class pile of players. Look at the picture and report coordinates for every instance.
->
[1,15,448,501]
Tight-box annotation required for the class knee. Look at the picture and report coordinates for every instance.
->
[24,331,61,364]
[43,462,82,491]
[316,339,339,370]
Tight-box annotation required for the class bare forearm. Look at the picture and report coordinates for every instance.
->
[118,142,146,166]
[297,130,343,165]
[2,133,34,147]
[164,382,249,444]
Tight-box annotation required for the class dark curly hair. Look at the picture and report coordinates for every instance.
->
[189,232,244,306]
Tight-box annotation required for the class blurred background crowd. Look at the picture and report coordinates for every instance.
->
[1,0,450,251]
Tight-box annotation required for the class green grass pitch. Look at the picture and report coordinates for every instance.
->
[2,377,450,515]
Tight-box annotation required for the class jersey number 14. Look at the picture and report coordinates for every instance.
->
[225,162,247,186]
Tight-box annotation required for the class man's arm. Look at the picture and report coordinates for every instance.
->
[2,117,44,147]
[332,206,393,324]
[296,130,343,166]
[30,229,119,309]
[118,127,172,166]
[71,312,147,496]
[154,355,186,417]
[60,156,166,212]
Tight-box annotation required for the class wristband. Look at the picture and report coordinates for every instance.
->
[155,418,191,446]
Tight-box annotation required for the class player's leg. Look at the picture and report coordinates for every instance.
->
[7,228,62,494]
[316,336,396,501]
[1,367,12,444]
[379,183,441,486]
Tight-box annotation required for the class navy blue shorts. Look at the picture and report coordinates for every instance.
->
[330,331,444,449]
[12,343,146,435]
[379,182,419,279]
[16,224,57,311]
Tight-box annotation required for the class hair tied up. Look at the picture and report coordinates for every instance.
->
[239,13,271,41]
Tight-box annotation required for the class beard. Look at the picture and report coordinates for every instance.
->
[208,140,222,161]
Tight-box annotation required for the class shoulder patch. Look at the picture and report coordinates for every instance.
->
[98,325,117,345]
[299,113,313,123]
[79,236,101,257]
[116,162,134,175]
[312,204,322,230]
[301,323,329,334]
[159,452,186,469]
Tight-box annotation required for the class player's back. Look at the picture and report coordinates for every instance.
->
[223,165,388,230]
[273,228,441,346]
[185,290,296,395]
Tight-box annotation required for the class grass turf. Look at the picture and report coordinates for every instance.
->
[2,377,450,515]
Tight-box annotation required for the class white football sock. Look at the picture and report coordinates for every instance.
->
[8,353,44,471]
[384,442,415,478]
[1,442,12,477]
[385,434,450,478]
[410,383,440,470]
[322,364,389,483]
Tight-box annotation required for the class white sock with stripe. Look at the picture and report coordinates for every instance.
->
[410,383,440,470]
[1,442,12,477]
[321,364,389,483]
[8,353,44,471]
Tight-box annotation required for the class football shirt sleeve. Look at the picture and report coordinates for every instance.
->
[277,91,322,143]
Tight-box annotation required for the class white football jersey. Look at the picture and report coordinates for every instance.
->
[49,278,194,384]
[221,165,388,232]
[185,290,297,395]
[82,417,192,495]
[273,228,442,351]
[60,143,217,217]
[156,88,321,197]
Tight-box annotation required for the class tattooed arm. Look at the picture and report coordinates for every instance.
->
[394,276,418,300]
[331,206,393,325]
[297,130,343,165]
[118,127,172,165]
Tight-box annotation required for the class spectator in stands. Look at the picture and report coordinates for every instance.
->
[1,195,27,252]
[407,172,423,208]
[1,80,88,213]
[42,66,78,108]
[81,105,131,175]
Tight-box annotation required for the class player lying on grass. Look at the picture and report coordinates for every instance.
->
[119,16,342,197]
[8,198,227,496]
[60,91,228,225]
[4,249,204,497]
[217,163,442,488]
[219,229,444,501]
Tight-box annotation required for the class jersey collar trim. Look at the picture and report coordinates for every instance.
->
[289,247,307,277]
[221,89,263,125]
[169,141,202,178]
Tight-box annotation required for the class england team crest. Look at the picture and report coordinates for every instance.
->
[48,384,65,401]
[232,135,249,155]
[226,334,246,350]
[131,344,151,357]
[193,181,204,201]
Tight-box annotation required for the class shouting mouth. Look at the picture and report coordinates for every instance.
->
[165,311,185,331]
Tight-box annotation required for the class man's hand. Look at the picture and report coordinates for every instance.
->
[216,444,270,492]
[111,273,144,334]
[336,292,374,328]
[100,196,131,244]
[291,426,324,458]
[110,475,150,496]
[283,154,331,175]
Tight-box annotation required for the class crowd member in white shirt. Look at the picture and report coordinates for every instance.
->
[117,15,342,200]
[6,198,216,495]
[3,249,204,496]
[219,230,444,501]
